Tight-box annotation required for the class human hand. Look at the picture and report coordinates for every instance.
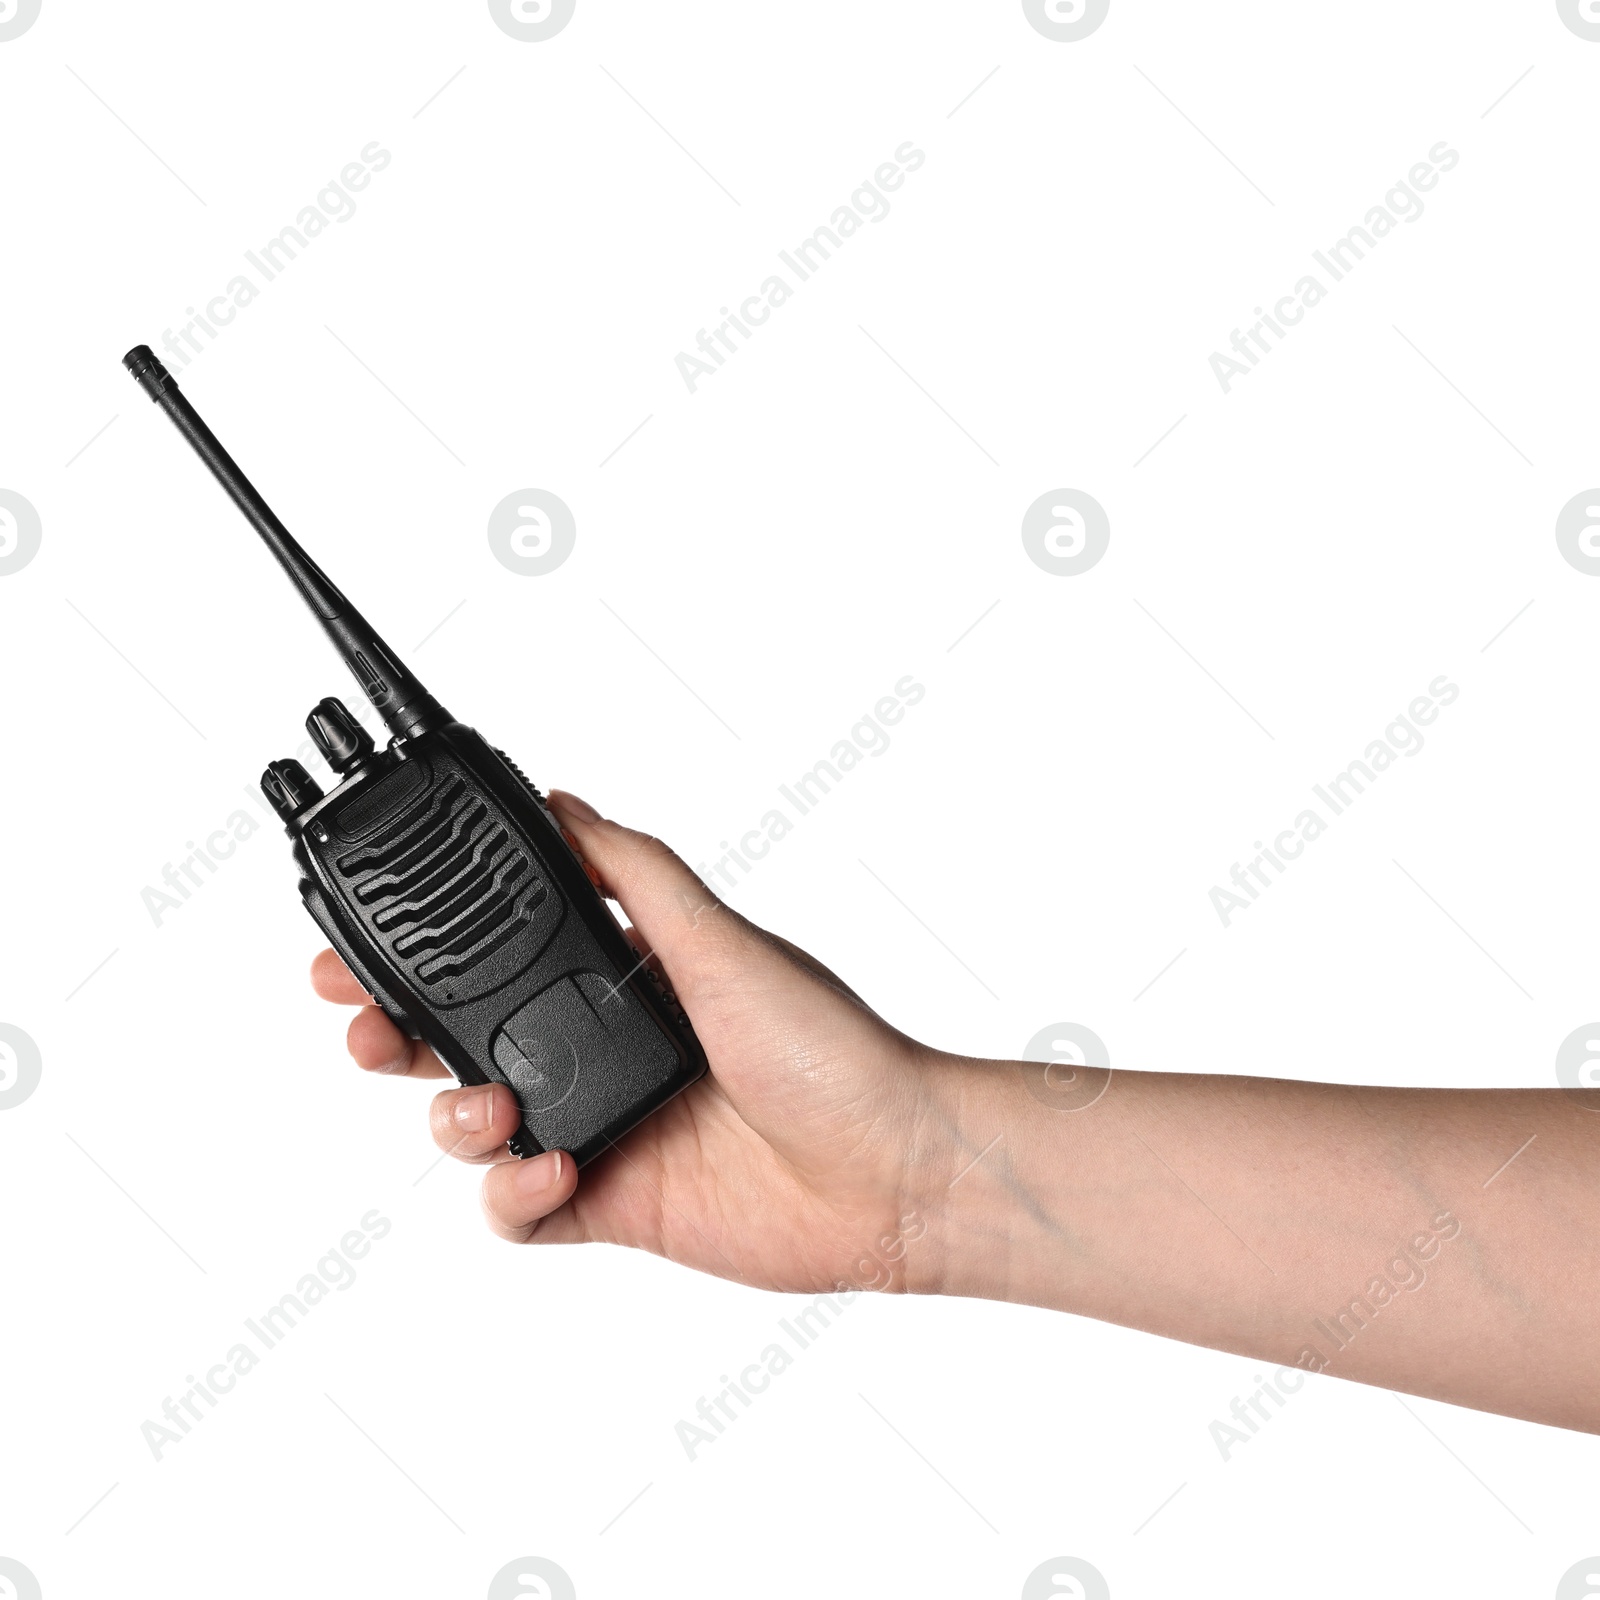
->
[311,790,943,1294]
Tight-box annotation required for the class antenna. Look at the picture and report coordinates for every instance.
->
[123,345,449,741]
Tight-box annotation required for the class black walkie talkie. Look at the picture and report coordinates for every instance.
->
[123,345,707,1166]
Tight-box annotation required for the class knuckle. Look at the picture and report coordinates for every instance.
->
[623,826,671,861]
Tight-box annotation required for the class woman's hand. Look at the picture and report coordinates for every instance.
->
[312,790,940,1294]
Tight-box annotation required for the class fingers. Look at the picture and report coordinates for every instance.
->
[318,945,584,1244]
[548,790,709,924]
[315,948,581,1244]
[548,793,871,1023]
[346,1006,451,1078]
[427,1081,524,1164]
[311,948,370,1005]
[312,949,447,1076]
[479,1147,582,1243]
[547,790,752,1001]
[427,1082,583,1242]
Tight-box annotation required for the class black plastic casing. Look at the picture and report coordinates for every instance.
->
[285,720,706,1167]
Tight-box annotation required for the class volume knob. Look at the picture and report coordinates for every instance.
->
[307,697,376,775]
[261,759,324,825]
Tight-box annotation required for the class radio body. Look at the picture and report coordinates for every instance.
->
[124,345,707,1165]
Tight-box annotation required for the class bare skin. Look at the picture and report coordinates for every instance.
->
[312,790,1600,1434]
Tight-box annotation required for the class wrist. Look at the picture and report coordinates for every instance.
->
[898,1048,1070,1304]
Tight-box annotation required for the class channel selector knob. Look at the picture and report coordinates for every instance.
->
[306,697,376,774]
[262,759,324,825]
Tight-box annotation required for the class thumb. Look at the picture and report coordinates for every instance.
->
[546,789,750,1004]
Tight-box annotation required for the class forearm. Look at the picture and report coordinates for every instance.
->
[907,1056,1600,1432]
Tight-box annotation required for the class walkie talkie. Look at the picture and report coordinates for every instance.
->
[123,345,707,1166]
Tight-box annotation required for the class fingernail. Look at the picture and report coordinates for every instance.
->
[517,1150,564,1195]
[454,1088,495,1133]
[554,792,601,823]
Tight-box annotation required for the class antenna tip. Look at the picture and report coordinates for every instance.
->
[123,344,175,399]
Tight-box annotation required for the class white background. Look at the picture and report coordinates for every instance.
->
[2,2,1598,1596]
